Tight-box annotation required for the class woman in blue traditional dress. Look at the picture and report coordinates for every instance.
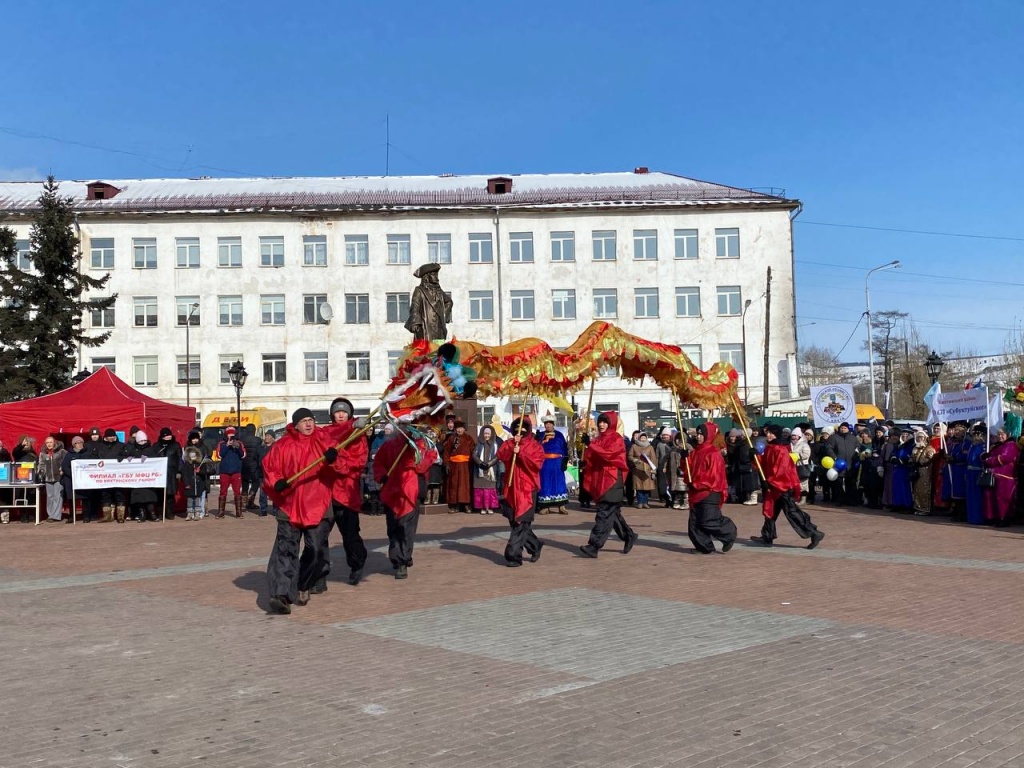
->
[536,417,569,515]
[889,428,916,513]
[964,425,987,525]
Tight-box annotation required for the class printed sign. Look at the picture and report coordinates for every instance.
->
[810,384,857,428]
[70,457,168,491]
[928,388,988,424]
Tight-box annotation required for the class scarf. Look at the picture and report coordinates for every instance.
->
[474,437,498,481]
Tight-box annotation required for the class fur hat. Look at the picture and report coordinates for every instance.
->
[103,428,117,439]
[509,417,532,435]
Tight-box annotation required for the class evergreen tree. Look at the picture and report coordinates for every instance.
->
[0,177,115,399]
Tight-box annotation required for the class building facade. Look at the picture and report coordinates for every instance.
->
[0,171,801,429]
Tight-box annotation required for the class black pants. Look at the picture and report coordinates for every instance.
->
[688,492,737,553]
[588,500,634,550]
[267,517,331,601]
[761,492,820,542]
[385,506,419,567]
[503,503,541,564]
[323,502,368,574]
[241,466,260,497]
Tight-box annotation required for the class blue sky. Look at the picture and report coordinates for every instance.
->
[3,0,1021,360]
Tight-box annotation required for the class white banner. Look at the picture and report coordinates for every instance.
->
[810,383,857,428]
[928,388,988,424]
[71,457,168,490]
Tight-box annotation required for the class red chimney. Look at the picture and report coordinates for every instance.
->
[86,182,122,201]
[487,177,512,194]
[633,167,649,174]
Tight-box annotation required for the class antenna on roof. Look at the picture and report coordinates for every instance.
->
[385,113,390,177]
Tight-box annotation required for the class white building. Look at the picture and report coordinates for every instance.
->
[0,170,801,428]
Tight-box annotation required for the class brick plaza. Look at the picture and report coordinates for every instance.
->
[3,501,1024,768]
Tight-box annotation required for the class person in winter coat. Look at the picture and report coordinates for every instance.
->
[496,417,546,566]
[789,431,813,497]
[683,422,737,554]
[154,427,183,519]
[239,424,263,510]
[373,431,437,580]
[442,420,475,513]
[216,426,247,518]
[855,431,884,510]
[94,429,129,522]
[728,430,759,505]
[627,432,657,508]
[654,426,675,507]
[826,422,859,504]
[181,430,212,520]
[910,430,936,515]
[667,433,690,510]
[472,425,501,515]
[36,436,68,523]
[579,412,638,558]
[982,426,1019,526]
[60,436,88,521]
[810,431,836,504]
[125,431,161,522]
[750,424,824,549]
[13,434,38,464]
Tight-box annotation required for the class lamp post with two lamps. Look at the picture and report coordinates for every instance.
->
[865,260,901,406]
[741,298,753,402]
[227,360,248,430]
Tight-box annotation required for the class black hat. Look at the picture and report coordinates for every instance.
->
[129,425,140,435]
[292,407,315,426]
[89,427,101,436]
[103,428,117,439]
[413,262,441,278]
[329,397,354,418]
[187,430,202,442]
[763,423,784,439]
[159,427,173,439]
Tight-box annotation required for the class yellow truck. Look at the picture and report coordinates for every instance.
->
[200,408,288,474]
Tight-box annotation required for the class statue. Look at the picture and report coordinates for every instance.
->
[405,263,453,341]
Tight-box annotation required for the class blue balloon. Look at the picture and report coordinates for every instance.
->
[754,439,767,455]
[835,459,848,472]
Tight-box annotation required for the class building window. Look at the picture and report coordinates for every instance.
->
[346,351,370,381]
[387,350,403,378]
[15,239,32,271]
[592,230,616,262]
[260,294,285,326]
[595,402,619,414]
[593,289,618,319]
[634,288,659,318]
[263,353,287,383]
[303,294,329,325]
[674,229,698,260]
[469,290,494,321]
[133,356,158,387]
[91,304,115,328]
[259,236,284,267]
[720,343,744,373]
[427,233,452,264]
[715,227,740,259]
[176,355,200,385]
[386,292,410,323]
[717,285,742,316]
[176,237,200,268]
[218,237,242,268]
[304,352,329,383]
[219,355,243,384]
[345,293,370,324]
[509,232,534,263]
[133,296,158,328]
[132,238,157,269]
[510,290,535,320]
[674,287,701,317]
[344,235,369,266]
[218,295,243,326]
[303,235,327,267]
[469,233,493,264]
[91,357,115,373]
[551,231,575,262]
[633,229,658,260]
[176,296,200,326]
[681,344,702,369]
[387,234,411,265]
[552,288,576,320]
[90,238,114,269]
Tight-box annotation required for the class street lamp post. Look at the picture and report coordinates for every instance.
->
[865,260,901,406]
[227,360,248,430]
[185,303,199,409]
[925,350,944,385]
[741,298,753,403]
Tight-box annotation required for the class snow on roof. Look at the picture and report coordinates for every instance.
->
[0,171,795,214]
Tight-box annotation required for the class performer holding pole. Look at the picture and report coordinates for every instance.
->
[577,377,597,510]
[496,415,546,566]
[578,411,638,558]
[750,424,825,549]
[683,422,738,554]
[373,430,437,580]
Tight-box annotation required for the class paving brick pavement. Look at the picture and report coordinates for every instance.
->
[3,501,1024,767]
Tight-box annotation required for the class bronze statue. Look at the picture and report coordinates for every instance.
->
[405,263,453,341]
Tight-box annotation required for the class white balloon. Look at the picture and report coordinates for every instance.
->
[826,468,839,481]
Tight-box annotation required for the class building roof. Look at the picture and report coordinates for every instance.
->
[0,171,798,215]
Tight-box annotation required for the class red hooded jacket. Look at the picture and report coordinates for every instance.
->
[327,420,370,511]
[497,433,545,520]
[761,438,802,517]
[582,412,628,502]
[685,422,728,505]
[372,435,437,518]
[262,423,334,528]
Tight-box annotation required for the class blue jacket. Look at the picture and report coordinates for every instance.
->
[217,439,246,474]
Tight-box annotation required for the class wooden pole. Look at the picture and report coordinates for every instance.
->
[507,390,532,484]
[731,393,766,481]
[580,376,597,462]
[762,266,772,413]
[285,406,382,484]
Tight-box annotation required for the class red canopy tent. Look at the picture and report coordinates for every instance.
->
[0,368,197,448]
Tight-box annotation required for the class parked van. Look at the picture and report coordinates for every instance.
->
[200,408,288,474]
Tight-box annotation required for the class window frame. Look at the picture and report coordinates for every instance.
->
[302,235,327,267]
[262,353,287,384]
[426,233,452,265]
[510,289,535,321]
[509,232,534,263]
[132,296,158,328]
[715,227,740,259]
[593,288,618,319]
[218,295,243,327]
[634,287,660,319]
[259,236,285,268]
[132,237,157,270]
[218,236,242,268]
[469,290,494,321]
[468,233,493,264]
[632,229,658,261]
[551,288,576,320]
[133,356,159,387]
[260,294,286,326]
[386,292,411,324]
[175,296,200,327]
[674,286,701,318]
[344,293,370,324]
[386,234,411,266]
[175,237,200,269]
[91,237,115,269]
[302,294,329,325]
[716,285,742,316]
[550,231,575,263]
[344,235,369,266]
[346,351,371,382]
[674,229,699,260]
[304,351,329,383]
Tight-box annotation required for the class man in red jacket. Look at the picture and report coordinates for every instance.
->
[496,416,546,566]
[262,408,339,615]
[751,423,825,549]
[313,397,369,592]
[579,411,638,558]
[684,422,738,554]
[373,431,437,580]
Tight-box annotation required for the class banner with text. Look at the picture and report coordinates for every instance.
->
[71,457,168,491]
[927,387,989,424]
[810,383,857,428]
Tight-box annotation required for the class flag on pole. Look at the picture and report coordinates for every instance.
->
[988,391,1004,436]
[924,380,941,425]
[965,376,983,390]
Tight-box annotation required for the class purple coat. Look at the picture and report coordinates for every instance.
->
[983,439,1019,523]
